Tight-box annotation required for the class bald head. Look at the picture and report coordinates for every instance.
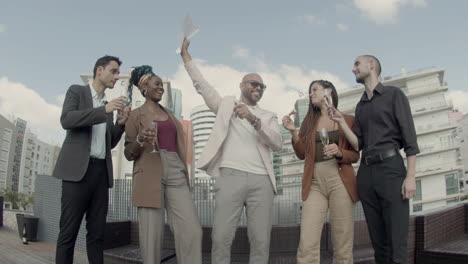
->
[242,73,264,84]
[361,55,382,76]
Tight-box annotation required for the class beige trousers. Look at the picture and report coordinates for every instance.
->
[211,167,274,264]
[138,151,202,264]
[297,159,355,264]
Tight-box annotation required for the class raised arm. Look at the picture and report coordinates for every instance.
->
[60,85,125,129]
[180,38,222,113]
[329,107,359,151]
[282,113,305,160]
[60,86,107,129]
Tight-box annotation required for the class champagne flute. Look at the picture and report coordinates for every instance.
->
[319,128,332,159]
[118,88,129,120]
[150,120,159,153]
[323,88,331,107]
[235,96,243,119]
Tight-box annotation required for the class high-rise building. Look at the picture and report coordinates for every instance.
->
[294,98,309,128]
[18,131,58,194]
[190,104,216,179]
[0,114,17,191]
[454,113,468,195]
[171,88,182,120]
[11,118,26,192]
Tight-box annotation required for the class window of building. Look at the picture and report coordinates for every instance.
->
[1,140,10,151]
[3,128,12,141]
[0,171,6,181]
[0,150,8,161]
[414,180,422,201]
[445,173,459,195]
[0,160,6,171]
[447,197,459,205]
[413,204,422,212]
[440,135,454,148]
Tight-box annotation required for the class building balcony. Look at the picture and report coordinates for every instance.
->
[412,101,452,117]
[416,121,457,136]
[338,83,448,115]
[416,163,463,178]
[417,142,459,157]
[412,193,461,205]
[405,82,448,98]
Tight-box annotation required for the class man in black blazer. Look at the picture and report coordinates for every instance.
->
[53,55,130,264]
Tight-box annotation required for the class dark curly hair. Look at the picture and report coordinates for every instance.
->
[127,65,155,104]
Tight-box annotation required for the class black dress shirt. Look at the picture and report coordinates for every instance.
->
[352,83,420,157]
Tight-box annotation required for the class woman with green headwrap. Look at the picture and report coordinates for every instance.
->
[124,65,202,264]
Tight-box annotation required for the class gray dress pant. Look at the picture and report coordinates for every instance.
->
[211,167,274,264]
[138,150,202,264]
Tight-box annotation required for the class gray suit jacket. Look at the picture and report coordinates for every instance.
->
[52,84,125,188]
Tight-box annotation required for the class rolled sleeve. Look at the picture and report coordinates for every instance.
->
[394,89,420,156]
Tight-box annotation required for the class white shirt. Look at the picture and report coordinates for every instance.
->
[220,104,268,174]
[89,83,107,159]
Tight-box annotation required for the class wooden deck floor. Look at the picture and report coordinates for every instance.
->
[0,227,88,264]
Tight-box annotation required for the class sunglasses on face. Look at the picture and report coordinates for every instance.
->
[243,81,267,90]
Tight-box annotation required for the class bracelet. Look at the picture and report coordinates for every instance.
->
[250,116,259,127]
[136,135,144,147]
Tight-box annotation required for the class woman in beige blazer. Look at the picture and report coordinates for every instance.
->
[282,80,359,264]
[124,65,202,264]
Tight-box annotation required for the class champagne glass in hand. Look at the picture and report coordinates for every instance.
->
[118,88,129,120]
[323,88,331,108]
[319,128,332,159]
[150,120,159,153]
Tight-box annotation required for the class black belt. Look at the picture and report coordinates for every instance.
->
[363,148,398,166]
[89,157,106,163]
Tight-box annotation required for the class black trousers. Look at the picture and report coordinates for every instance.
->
[55,158,109,264]
[357,154,409,264]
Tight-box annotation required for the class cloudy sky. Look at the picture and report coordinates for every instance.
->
[1,0,467,145]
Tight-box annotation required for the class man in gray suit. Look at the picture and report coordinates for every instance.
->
[53,55,130,264]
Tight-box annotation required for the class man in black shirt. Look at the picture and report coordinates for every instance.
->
[330,55,419,264]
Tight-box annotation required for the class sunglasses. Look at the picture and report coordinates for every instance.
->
[243,81,267,90]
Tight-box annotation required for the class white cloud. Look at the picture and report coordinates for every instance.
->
[170,59,350,120]
[0,77,64,145]
[55,94,65,105]
[298,15,326,25]
[232,45,250,59]
[0,24,6,33]
[448,90,468,114]
[337,23,349,32]
[353,0,427,24]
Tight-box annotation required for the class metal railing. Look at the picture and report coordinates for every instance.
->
[106,177,366,225]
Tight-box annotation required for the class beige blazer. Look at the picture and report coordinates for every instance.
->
[124,103,188,208]
[185,61,283,192]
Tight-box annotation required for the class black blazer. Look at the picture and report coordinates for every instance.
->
[52,84,125,188]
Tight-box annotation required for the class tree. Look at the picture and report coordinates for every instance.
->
[18,192,34,211]
[1,188,19,209]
